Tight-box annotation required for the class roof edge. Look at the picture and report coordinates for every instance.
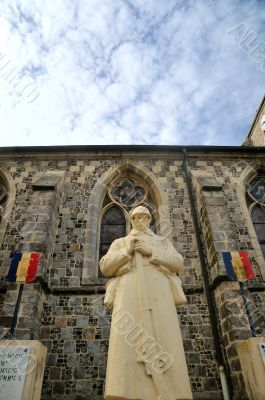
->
[0,144,264,154]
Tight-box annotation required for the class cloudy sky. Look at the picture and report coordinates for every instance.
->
[0,0,264,147]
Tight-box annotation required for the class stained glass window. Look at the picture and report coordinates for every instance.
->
[110,178,146,208]
[251,206,265,258]
[247,171,265,259]
[98,176,157,277]
[0,180,8,223]
[248,177,265,205]
[98,206,126,277]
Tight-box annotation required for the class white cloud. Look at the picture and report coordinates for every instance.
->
[0,0,264,147]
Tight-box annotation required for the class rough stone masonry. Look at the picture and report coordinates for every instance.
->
[0,144,265,400]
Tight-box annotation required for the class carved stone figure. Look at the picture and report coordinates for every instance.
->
[100,206,193,400]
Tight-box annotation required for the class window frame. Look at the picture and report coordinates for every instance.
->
[96,176,158,277]
[247,173,265,259]
[0,178,8,223]
[82,161,171,285]
[0,168,16,248]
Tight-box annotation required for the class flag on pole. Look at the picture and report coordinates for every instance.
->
[222,251,255,282]
[7,252,40,283]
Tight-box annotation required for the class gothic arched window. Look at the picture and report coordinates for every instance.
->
[0,177,8,224]
[99,206,126,274]
[247,170,265,258]
[98,176,157,277]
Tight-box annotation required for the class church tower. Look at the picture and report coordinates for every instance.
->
[243,95,265,146]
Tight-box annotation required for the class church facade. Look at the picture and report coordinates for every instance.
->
[0,98,265,399]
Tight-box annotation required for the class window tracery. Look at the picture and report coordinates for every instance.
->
[98,176,157,276]
[110,178,146,208]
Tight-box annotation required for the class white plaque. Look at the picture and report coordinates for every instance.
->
[0,346,30,400]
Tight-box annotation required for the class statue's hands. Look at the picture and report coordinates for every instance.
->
[134,239,152,257]
[127,238,152,257]
[127,237,136,256]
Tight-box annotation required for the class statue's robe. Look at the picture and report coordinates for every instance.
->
[100,229,193,400]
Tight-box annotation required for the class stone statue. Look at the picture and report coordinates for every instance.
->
[100,206,193,400]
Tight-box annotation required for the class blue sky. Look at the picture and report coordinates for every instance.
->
[0,0,264,146]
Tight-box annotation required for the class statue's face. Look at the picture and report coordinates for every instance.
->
[131,213,150,231]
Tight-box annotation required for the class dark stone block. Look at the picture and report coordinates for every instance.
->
[188,352,200,364]
[49,366,61,380]
[53,381,65,394]
[0,316,12,327]
[225,315,248,331]
[73,367,86,379]
[64,340,76,353]
[67,354,80,367]
[46,353,58,366]
[231,358,241,372]
[228,329,250,342]
[69,297,82,306]
[220,301,241,320]
[203,377,218,391]
[183,339,194,352]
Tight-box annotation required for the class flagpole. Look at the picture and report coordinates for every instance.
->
[239,281,255,337]
[7,251,40,338]
[10,283,24,337]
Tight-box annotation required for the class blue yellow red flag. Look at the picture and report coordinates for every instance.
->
[222,251,255,282]
[7,252,40,283]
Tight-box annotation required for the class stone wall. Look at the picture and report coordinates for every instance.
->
[243,96,265,147]
[38,292,222,400]
[0,149,264,399]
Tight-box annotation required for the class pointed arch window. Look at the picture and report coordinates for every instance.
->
[247,170,265,258]
[98,176,157,277]
[99,205,126,277]
[0,177,8,224]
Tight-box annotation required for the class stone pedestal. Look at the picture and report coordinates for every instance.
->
[0,340,47,400]
[237,337,265,400]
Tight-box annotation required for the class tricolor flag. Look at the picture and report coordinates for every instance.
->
[222,251,255,282]
[7,252,40,283]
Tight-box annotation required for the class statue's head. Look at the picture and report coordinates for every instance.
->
[130,206,151,231]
